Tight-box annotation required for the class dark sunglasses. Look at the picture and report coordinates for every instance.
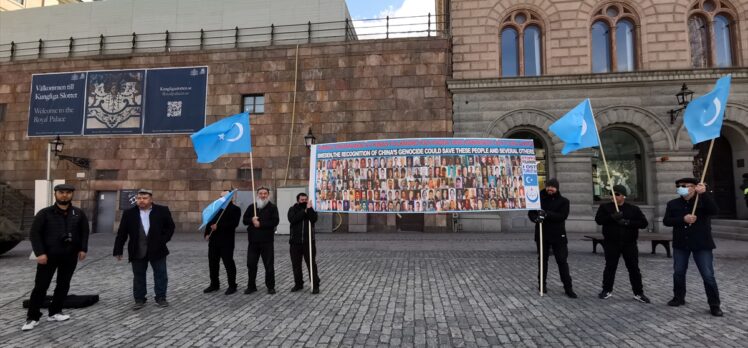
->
[614,193,623,197]
[676,185,691,188]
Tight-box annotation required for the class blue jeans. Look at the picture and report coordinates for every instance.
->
[673,248,720,306]
[131,257,168,301]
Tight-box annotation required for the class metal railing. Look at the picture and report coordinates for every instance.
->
[0,13,447,62]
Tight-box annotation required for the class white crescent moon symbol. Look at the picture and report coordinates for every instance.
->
[226,123,244,142]
[704,98,721,127]
[580,119,588,136]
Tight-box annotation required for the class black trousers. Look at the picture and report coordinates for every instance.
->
[602,240,643,294]
[27,253,78,321]
[290,242,320,288]
[535,240,573,290]
[247,242,274,290]
[208,240,236,288]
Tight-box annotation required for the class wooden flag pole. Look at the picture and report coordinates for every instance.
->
[250,152,257,217]
[590,110,620,212]
[539,221,544,297]
[691,138,716,215]
[283,44,300,186]
[308,219,315,293]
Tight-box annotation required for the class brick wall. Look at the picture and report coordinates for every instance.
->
[0,37,452,232]
[451,0,748,79]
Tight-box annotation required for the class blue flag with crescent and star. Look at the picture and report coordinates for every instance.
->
[683,75,731,144]
[190,112,252,163]
[549,99,600,155]
[199,190,237,230]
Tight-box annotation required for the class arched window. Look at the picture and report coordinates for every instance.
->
[500,10,543,77]
[508,130,548,188]
[688,0,739,68]
[592,129,645,202]
[590,3,639,73]
[501,27,519,77]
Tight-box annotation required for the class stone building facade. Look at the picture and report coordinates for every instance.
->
[0,37,452,233]
[448,0,748,235]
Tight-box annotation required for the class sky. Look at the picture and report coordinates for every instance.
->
[345,0,437,38]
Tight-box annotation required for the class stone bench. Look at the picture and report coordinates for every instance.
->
[583,235,672,258]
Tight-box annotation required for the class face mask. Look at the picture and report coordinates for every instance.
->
[677,187,690,197]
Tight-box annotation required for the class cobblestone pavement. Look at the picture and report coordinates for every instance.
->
[1,232,747,347]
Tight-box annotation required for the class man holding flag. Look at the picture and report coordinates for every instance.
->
[243,187,280,295]
[202,190,241,295]
[663,75,731,317]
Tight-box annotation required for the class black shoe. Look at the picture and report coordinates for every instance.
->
[132,300,146,310]
[267,288,276,294]
[633,294,651,304]
[311,288,320,294]
[203,285,220,293]
[565,289,578,299]
[667,298,685,307]
[290,285,303,292]
[244,287,257,294]
[225,286,237,295]
[155,298,169,308]
[598,291,612,299]
[710,306,724,317]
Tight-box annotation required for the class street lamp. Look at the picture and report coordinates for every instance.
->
[304,128,317,149]
[46,136,64,205]
[668,83,695,124]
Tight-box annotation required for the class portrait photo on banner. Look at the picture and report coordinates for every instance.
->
[308,138,542,213]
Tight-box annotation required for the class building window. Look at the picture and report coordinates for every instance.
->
[242,95,264,114]
[508,130,547,188]
[590,3,639,73]
[592,129,645,203]
[500,10,543,77]
[0,104,6,122]
[688,0,738,68]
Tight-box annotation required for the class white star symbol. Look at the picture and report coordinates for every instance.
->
[218,133,225,141]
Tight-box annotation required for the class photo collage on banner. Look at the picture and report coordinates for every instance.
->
[309,138,541,213]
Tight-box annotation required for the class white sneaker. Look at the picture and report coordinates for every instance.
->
[46,313,70,322]
[21,320,38,331]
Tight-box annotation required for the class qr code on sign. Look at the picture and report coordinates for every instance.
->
[167,101,182,117]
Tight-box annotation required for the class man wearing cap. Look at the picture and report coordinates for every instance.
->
[527,178,577,298]
[594,185,650,303]
[22,184,89,331]
[287,192,320,294]
[114,189,176,309]
[242,187,280,294]
[203,190,241,295]
[664,178,722,316]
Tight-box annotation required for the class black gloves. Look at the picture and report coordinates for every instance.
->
[611,211,624,221]
[535,210,546,223]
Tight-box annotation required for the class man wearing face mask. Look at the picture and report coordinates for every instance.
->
[594,185,650,303]
[23,184,89,331]
[243,187,280,294]
[527,178,577,298]
[663,178,722,316]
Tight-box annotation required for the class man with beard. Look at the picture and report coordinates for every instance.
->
[23,184,89,331]
[287,193,320,294]
[114,189,176,310]
[203,190,242,295]
[243,187,280,294]
[594,185,650,303]
[527,179,577,298]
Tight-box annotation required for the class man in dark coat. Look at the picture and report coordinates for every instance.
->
[23,184,89,331]
[664,177,722,316]
[528,178,577,298]
[114,188,176,309]
[242,187,280,294]
[287,192,320,294]
[594,184,650,303]
[203,190,241,295]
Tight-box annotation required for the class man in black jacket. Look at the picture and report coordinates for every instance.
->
[23,184,89,331]
[203,190,241,295]
[287,192,320,294]
[594,185,650,303]
[113,189,176,310]
[664,177,722,316]
[528,178,576,298]
[243,187,280,294]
